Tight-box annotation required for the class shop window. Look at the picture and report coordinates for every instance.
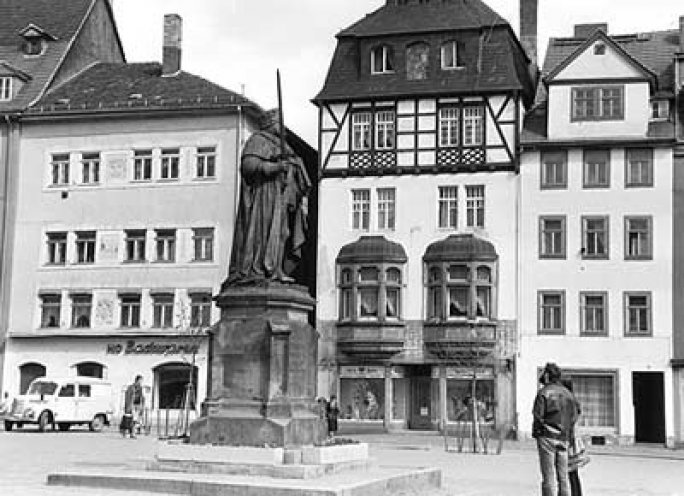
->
[564,372,616,428]
[339,378,384,420]
[19,363,46,394]
[155,363,197,409]
[76,362,104,379]
[446,378,495,422]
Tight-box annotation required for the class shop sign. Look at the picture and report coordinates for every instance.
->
[339,365,385,379]
[106,340,200,356]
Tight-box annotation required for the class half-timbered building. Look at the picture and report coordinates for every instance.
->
[314,0,536,432]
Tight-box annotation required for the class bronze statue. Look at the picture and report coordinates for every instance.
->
[224,109,310,286]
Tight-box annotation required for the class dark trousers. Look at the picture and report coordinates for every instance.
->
[569,470,582,496]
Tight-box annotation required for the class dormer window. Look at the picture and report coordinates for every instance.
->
[24,37,45,56]
[19,24,55,58]
[651,100,669,120]
[371,45,394,74]
[0,77,12,101]
[441,41,461,69]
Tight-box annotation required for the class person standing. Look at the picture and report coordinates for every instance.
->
[532,363,578,496]
[122,375,144,438]
[326,395,340,438]
[562,378,586,496]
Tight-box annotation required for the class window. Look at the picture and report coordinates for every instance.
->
[58,384,75,398]
[593,42,606,55]
[625,216,652,260]
[80,152,100,185]
[538,291,565,334]
[651,100,669,120]
[465,185,485,228]
[155,229,176,262]
[161,148,180,179]
[337,264,404,322]
[351,112,372,151]
[580,292,607,336]
[539,216,566,259]
[624,292,651,336]
[352,190,370,230]
[441,41,460,69]
[75,231,96,264]
[583,150,610,188]
[540,151,567,189]
[71,294,92,328]
[119,294,141,328]
[50,153,70,186]
[46,232,67,265]
[78,385,91,397]
[0,77,12,101]
[463,106,484,146]
[23,37,44,56]
[377,188,395,230]
[192,228,214,262]
[375,110,395,149]
[625,148,653,188]
[125,229,146,262]
[196,146,216,178]
[152,293,174,328]
[439,107,459,148]
[133,150,152,181]
[572,86,624,121]
[190,293,212,327]
[582,216,609,259]
[566,373,616,428]
[426,262,497,321]
[438,186,458,229]
[371,45,394,74]
[40,293,61,328]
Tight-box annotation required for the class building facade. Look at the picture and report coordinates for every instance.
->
[0,15,268,420]
[314,0,535,431]
[0,0,125,392]
[519,24,679,444]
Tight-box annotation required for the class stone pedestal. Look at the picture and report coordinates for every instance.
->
[189,283,326,447]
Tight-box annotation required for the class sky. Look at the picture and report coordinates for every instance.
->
[112,0,684,146]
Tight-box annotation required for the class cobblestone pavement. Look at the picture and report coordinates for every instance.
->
[0,426,683,495]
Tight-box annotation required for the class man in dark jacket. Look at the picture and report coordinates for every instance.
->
[122,375,144,438]
[533,362,578,496]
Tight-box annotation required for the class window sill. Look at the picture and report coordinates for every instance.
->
[624,256,653,261]
[581,254,609,260]
[540,184,568,190]
[579,332,609,337]
[131,178,153,183]
[539,254,567,260]
[623,332,653,338]
[156,178,180,183]
[122,260,148,264]
[192,177,217,182]
[625,183,654,189]
[537,330,566,335]
[582,184,610,189]
[44,263,67,267]
[441,66,466,71]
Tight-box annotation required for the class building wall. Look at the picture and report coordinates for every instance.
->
[518,146,674,442]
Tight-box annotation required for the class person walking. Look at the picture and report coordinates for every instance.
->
[532,363,579,496]
[326,395,340,438]
[121,375,144,438]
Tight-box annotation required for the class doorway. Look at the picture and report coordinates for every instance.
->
[632,372,665,444]
[408,365,433,430]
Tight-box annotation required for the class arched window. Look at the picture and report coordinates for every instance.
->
[76,362,105,379]
[19,362,46,394]
[371,45,394,74]
[154,363,198,410]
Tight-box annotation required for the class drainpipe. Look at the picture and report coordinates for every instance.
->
[0,114,14,392]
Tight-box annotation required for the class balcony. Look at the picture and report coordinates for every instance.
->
[336,323,406,360]
[423,321,496,362]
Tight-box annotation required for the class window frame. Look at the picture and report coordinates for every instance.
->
[539,215,567,259]
[160,148,180,180]
[40,293,61,328]
[370,45,395,74]
[192,227,214,262]
[70,293,92,329]
[152,293,175,328]
[75,231,96,264]
[624,215,652,260]
[624,148,653,188]
[46,232,67,265]
[465,185,485,228]
[462,105,484,147]
[337,263,404,323]
[581,215,609,260]
[374,109,396,150]
[376,188,396,230]
[440,41,461,70]
[189,292,212,328]
[50,153,70,187]
[540,150,568,190]
[133,149,153,181]
[155,228,177,263]
[579,291,608,337]
[119,293,141,328]
[538,290,565,335]
[80,152,100,185]
[583,149,610,189]
[351,189,371,231]
[124,229,147,263]
[196,146,217,179]
[624,291,652,337]
[0,76,12,101]
[438,185,458,229]
[571,85,624,121]
[438,106,460,148]
[351,111,372,151]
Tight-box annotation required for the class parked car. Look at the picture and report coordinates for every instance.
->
[4,377,114,432]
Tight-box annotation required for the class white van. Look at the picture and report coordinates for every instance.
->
[4,377,114,432]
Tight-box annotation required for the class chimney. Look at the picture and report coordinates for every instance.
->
[519,0,538,68]
[679,16,684,52]
[162,14,182,76]
[574,23,608,39]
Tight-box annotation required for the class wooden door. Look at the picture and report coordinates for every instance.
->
[409,378,432,430]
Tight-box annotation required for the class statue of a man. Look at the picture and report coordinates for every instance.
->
[224,109,310,286]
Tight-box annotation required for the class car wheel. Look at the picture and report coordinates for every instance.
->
[38,411,51,432]
[58,423,70,432]
[89,415,105,432]
[3,420,12,431]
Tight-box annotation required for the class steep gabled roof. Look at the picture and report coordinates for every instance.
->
[0,0,125,113]
[26,62,259,116]
[339,0,506,37]
[545,30,656,84]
